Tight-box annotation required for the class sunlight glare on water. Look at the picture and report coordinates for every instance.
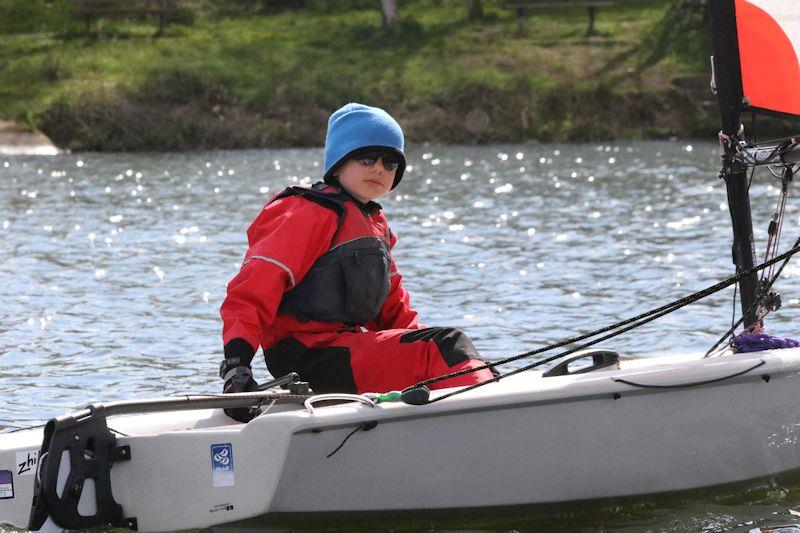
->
[3,141,800,428]
[4,141,800,530]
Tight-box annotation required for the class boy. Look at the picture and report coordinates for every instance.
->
[219,103,493,421]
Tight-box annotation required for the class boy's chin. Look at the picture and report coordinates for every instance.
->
[344,187,385,203]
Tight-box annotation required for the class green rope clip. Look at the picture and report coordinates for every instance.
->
[375,391,402,403]
[364,387,430,405]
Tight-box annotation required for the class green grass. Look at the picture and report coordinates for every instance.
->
[0,0,718,149]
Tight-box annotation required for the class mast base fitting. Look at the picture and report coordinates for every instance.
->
[757,290,781,318]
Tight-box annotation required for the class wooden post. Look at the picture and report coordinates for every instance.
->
[467,0,484,20]
[380,0,399,27]
[587,5,597,36]
[157,0,166,35]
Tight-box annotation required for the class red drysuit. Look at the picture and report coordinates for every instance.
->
[221,183,493,394]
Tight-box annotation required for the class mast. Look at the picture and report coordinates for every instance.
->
[709,0,759,327]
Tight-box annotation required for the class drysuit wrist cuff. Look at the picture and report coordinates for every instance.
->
[223,338,256,367]
[220,338,256,380]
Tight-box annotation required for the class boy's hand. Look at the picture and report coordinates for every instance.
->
[220,364,260,422]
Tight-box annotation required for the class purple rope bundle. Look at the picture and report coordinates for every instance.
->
[731,331,800,353]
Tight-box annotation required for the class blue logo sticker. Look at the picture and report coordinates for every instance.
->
[211,443,235,487]
[211,443,233,471]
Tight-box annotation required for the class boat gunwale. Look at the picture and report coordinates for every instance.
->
[286,348,800,434]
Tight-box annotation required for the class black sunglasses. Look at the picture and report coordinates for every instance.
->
[354,151,401,172]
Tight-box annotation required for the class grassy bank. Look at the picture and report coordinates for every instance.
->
[0,0,719,151]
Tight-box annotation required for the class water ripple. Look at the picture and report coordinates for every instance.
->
[2,141,800,427]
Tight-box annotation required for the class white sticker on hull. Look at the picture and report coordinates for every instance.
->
[211,443,235,487]
[15,450,38,477]
[0,470,13,499]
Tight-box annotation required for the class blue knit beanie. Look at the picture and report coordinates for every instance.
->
[323,103,406,190]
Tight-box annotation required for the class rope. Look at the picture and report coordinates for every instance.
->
[611,360,765,389]
[761,167,791,284]
[404,239,800,404]
[326,421,378,458]
[705,235,800,357]
[186,392,312,403]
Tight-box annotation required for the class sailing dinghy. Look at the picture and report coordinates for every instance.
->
[5,0,800,530]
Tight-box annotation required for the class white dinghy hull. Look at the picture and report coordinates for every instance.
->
[2,349,800,532]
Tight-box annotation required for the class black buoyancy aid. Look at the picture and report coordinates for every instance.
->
[274,183,392,326]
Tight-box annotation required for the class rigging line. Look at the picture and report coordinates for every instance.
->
[429,245,792,402]
[612,360,765,389]
[768,190,786,282]
[706,312,747,358]
[767,165,784,179]
[407,239,800,396]
[704,235,800,357]
[326,421,378,458]
[761,200,779,283]
[326,426,362,458]
[434,239,795,405]
[428,293,729,404]
[427,238,800,403]
[255,398,277,417]
[772,173,791,280]
[709,283,738,358]
[768,139,795,178]
[706,281,740,359]
[762,167,791,284]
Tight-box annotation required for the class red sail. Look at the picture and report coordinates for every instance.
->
[734,0,800,118]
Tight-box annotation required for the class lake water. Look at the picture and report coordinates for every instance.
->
[2,141,800,531]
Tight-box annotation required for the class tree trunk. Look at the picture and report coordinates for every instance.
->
[380,0,399,27]
[467,0,483,20]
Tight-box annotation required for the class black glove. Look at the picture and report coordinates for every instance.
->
[221,365,259,422]
[220,338,258,423]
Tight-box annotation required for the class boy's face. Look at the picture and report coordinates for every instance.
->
[334,152,398,203]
